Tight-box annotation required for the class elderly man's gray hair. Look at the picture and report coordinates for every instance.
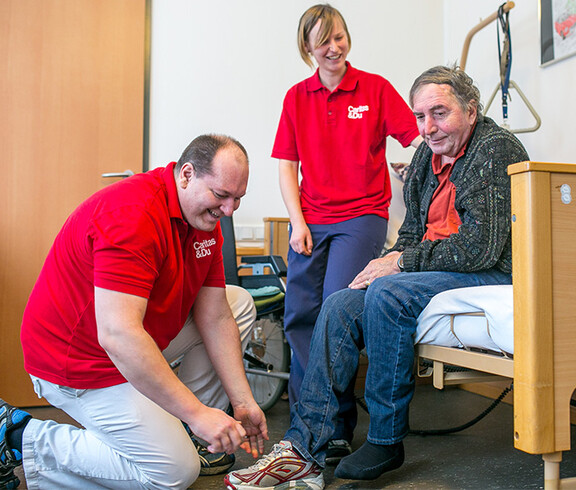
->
[409,65,483,114]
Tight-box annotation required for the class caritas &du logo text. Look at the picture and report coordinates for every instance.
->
[194,238,216,258]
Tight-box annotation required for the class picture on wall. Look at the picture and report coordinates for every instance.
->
[540,0,576,65]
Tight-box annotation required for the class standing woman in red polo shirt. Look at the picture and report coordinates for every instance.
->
[272,3,422,461]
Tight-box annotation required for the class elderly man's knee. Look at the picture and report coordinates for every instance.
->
[365,275,405,306]
[324,287,363,310]
[318,287,365,331]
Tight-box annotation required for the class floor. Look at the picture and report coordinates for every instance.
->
[13,384,576,489]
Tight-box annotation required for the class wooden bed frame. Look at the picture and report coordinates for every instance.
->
[416,162,576,489]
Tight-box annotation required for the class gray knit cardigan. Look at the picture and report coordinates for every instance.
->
[385,115,529,274]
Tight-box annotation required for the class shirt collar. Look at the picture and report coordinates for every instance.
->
[162,162,185,221]
[306,61,359,93]
[431,148,464,175]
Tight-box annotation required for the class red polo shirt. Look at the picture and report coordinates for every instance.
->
[21,163,225,389]
[272,62,419,224]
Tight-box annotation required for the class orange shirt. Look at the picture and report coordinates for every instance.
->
[422,150,464,241]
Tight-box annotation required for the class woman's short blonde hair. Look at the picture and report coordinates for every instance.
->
[297,4,351,68]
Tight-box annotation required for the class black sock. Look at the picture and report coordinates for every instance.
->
[7,416,31,454]
[334,440,404,480]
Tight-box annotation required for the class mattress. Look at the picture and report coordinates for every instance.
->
[414,285,514,355]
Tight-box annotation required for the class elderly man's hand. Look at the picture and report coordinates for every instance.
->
[348,252,403,289]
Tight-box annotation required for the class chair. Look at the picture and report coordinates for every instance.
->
[220,216,290,411]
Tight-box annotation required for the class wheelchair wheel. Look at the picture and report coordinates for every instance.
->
[244,314,290,411]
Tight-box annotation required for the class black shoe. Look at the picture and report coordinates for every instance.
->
[182,423,236,476]
[191,437,236,476]
[1,399,31,490]
[325,439,352,466]
[335,440,404,480]
[0,471,20,490]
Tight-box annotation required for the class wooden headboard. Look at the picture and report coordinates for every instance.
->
[509,162,576,468]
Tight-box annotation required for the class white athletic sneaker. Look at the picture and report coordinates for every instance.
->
[224,440,324,489]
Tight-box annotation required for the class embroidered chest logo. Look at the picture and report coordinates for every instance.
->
[348,104,369,119]
[194,238,216,258]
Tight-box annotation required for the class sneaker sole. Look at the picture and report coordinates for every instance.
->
[199,460,235,476]
[225,474,324,490]
[276,477,324,490]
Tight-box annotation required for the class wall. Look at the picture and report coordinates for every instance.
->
[149,0,443,238]
[443,0,576,164]
[150,1,575,237]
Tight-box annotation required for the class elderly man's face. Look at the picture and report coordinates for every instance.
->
[176,147,248,232]
[412,83,477,159]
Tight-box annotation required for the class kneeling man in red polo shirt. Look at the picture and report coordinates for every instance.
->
[0,134,267,489]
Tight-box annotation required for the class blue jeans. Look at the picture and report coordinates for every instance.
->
[284,215,387,441]
[285,268,512,467]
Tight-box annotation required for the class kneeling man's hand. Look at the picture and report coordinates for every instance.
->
[188,406,250,456]
[234,402,269,458]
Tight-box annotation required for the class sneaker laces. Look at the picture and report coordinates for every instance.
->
[245,441,292,471]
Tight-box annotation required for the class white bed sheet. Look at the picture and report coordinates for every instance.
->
[415,285,514,355]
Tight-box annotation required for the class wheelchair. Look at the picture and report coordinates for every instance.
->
[220,216,290,411]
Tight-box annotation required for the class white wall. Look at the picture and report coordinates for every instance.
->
[443,0,576,164]
[150,0,575,236]
[149,0,443,236]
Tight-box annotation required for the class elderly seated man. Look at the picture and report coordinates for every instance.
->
[224,65,529,490]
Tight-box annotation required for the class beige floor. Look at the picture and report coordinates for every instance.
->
[13,385,576,489]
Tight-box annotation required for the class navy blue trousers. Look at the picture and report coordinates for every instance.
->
[284,214,387,441]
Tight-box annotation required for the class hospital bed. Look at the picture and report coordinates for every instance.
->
[414,161,576,489]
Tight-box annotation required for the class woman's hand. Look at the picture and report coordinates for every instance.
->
[289,222,313,256]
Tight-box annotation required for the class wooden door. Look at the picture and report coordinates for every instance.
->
[0,0,148,406]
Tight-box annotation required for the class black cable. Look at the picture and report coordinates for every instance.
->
[409,382,513,436]
[356,382,513,436]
